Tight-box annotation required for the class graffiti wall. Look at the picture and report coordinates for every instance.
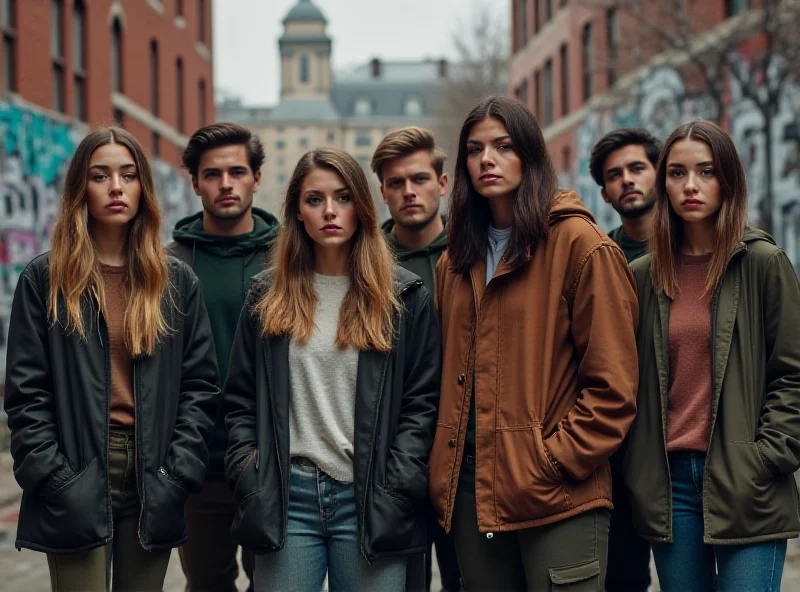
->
[0,101,196,378]
[570,61,800,267]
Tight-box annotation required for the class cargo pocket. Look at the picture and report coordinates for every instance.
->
[548,559,601,591]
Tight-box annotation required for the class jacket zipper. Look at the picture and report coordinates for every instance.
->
[133,361,148,550]
[263,345,285,548]
[99,312,113,547]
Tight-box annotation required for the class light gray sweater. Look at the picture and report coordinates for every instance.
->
[288,274,359,483]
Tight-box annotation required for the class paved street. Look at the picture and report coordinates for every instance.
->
[0,451,798,591]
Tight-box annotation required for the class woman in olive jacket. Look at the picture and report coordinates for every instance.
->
[3,127,219,591]
[626,120,800,592]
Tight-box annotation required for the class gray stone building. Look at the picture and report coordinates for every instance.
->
[216,0,450,215]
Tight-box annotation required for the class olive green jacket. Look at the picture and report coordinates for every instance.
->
[625,228,800,545]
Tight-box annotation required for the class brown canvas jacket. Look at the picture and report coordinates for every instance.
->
[429,191,639,534]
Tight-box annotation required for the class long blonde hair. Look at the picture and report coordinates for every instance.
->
[48,127,170,357]
[650,120,748,298]
[256,148,400,352]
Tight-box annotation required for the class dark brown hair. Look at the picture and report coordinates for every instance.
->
[181,122,265,177]
[589,128,662,188]
[651,120,748,298]
[256,148,400,352]
[371,126,446,183]
[447,96,558,274]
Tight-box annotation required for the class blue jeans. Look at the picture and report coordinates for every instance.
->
[254,461,407,592]
[652,451,786,592]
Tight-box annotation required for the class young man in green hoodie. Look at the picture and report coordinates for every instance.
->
[372,127,460,592]
[167,123,279,592]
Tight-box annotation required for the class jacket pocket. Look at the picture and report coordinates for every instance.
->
[20,457,106,551]
[234,451,259,503]
[548,559,601,591]
[494,425,569,524]
[367,484,419,554]
[231,486,284,553]
[428,423,457,523]
[144,466,189,548]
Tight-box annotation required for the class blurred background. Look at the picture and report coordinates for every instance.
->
[0,1,799,589]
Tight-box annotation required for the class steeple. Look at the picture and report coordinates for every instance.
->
[278,0,332,100]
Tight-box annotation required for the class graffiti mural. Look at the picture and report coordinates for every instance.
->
[568,60,800,268]
[0,101,196,378]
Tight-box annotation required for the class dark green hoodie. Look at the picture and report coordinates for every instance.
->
[167,207,279,480]
[382,217,447,296]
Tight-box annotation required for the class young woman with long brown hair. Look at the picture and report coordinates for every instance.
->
[428,96,639,590]
[625,120,800,591]
[3,127,219,591]
[223,148,440,591]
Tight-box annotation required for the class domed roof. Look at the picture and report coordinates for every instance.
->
[283,0,327,24]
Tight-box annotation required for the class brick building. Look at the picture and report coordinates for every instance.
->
[0,0,214,380]
[508,0,800,264]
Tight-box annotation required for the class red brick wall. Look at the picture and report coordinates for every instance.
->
[0,0,213,168]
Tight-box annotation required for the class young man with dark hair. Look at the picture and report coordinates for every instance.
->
[589,128,662,263]
[589,128,662,592]
[371,127,461,592]
[168,122,280,592]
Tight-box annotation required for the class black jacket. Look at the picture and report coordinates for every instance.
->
[3,253,220,554]
[223,267,441,563]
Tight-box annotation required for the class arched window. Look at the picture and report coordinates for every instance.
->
[111,18,123,92]
[403,96,423,116]
[354,97,373,116]
[299,54,310,84]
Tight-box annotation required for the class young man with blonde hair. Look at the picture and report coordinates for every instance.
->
[372,127,461,591]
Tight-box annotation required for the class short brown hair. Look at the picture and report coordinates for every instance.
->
[371,126,446,183]
[181,122,265,178]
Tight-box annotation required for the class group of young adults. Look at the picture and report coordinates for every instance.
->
[3,94,799,592]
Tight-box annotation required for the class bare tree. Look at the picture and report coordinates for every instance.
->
[432,6,509,180]
[595,0,800,232]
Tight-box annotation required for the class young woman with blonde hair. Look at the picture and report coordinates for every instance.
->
[625,120,800,591]
[4,127,219,591]
[223,147,440,591]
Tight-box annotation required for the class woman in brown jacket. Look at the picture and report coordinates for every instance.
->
[428,96,640,590]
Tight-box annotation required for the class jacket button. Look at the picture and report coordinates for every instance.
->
[448,438,457,448]
[457,374,465,385]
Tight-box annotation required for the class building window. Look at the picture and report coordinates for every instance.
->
[534,68,541,122]
[152,131,160,158]
[72,0,86,120]
[176,0,183,16]
[515,80,529,109]
[606,7,618,87]
[355,134,371,147]
[327,131,335,143]
[51,0,65,112]
[276,140,286,150]
[403,96,423,116]
[197,0,206,44]
[198,79,207,127]
[562,145,572,181]
[725,0,748,16]
[545,0,552,22]
[299,137,309,148]
[354,98,373,116]
[544,59,553,126]
[150,40,159,117]
[300,54,310,83]
[176,58,185,132]
[111,18,123,93]
[560,43,569,117]
[582,23,592,101]
[278,157,286,167]
[2,0,16,94]
[278,175,287,186]
[517,0,527,48]
[114,108,125,128]
[534,0,540,33]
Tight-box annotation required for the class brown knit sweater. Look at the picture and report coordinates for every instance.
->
[100,264,135,428]
[667,253,713,452]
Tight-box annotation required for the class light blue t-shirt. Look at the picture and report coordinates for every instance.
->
[486,225,512,285]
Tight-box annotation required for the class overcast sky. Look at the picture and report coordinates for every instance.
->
[212,0,508,106]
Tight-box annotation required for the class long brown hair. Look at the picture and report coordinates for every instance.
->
[256,148,400,352]
[447,96,558,274]
[651,120,748,298]
[48,127,170,357]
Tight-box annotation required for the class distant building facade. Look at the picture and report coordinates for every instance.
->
[217,0,449,215]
